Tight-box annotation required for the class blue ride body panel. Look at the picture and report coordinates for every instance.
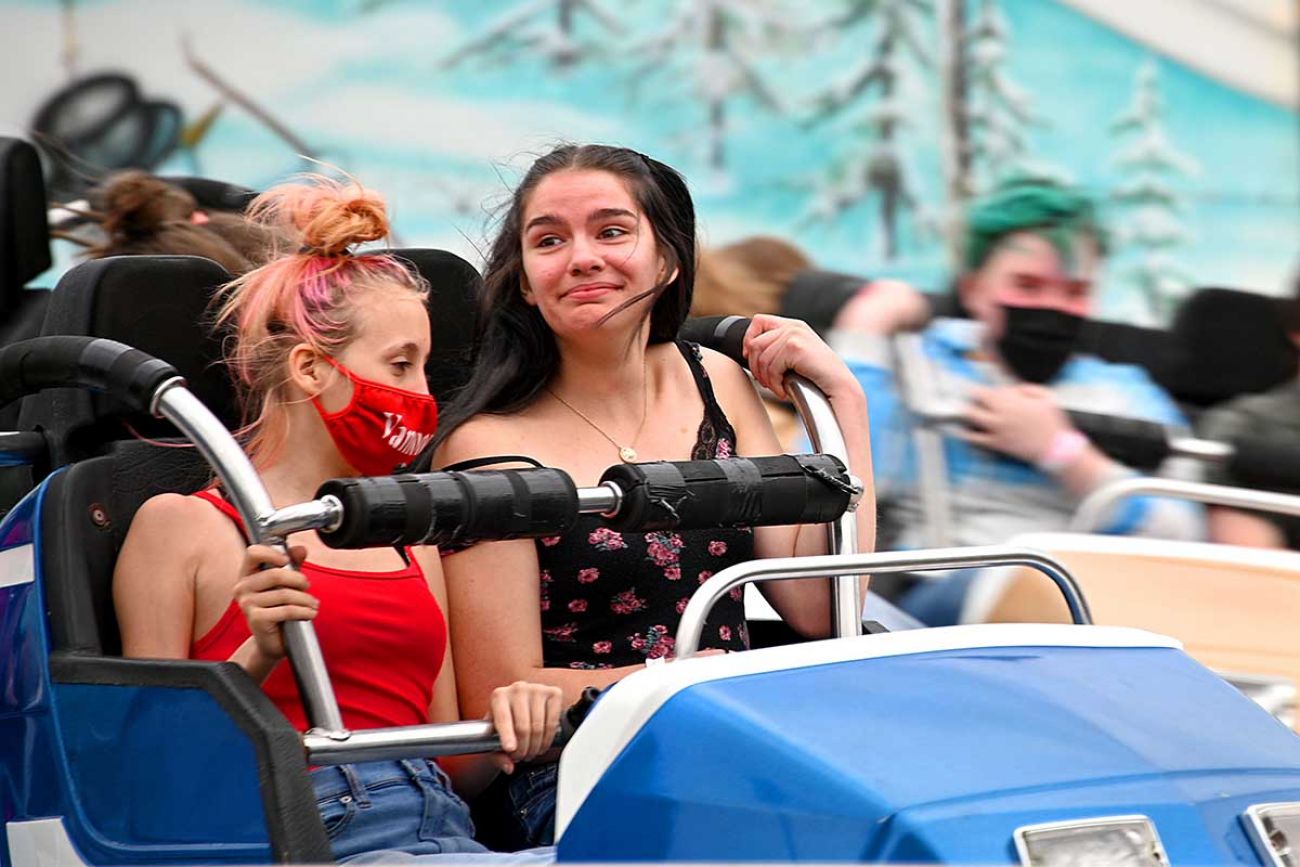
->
[559,643,1300,863]
[0,476,272,865]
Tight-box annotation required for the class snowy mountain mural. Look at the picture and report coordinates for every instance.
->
[1,0,1295,324]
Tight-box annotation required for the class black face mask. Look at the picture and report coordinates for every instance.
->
[995,305,1085,383]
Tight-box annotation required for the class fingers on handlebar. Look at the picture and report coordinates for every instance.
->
[489,682,565,768]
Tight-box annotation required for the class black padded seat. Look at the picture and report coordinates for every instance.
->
[386,248,482,406]
[159,175,258,213]
[18,254,238,465]
[39,439,331,860]
[41,440,212,656]
[0,137,52,317]
[0,137,55,428]
[1158,287,1296,408]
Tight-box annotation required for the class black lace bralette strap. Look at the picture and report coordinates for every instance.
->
[674,340,739,453]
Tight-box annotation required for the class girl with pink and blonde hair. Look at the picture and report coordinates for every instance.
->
[113,174,560,862]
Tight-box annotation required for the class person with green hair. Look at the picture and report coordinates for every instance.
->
[833,178,1203,625]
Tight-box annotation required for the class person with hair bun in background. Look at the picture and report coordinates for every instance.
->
[113,174,561,863]
[692,235,930,447]
[85,170,281,275]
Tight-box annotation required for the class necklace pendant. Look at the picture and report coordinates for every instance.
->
[619,446,638,463]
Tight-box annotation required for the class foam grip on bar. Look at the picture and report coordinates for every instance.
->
[315,468,578,549]
[0,336,180,413]
[1226,435,1300,492]
[1066,410,1172,471]
[679,316,752,370]
[599,454,850,532]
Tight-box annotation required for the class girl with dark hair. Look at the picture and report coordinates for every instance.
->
[431,144,875,849]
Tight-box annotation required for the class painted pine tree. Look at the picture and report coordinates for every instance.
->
[441,0,624,71]
[804,0,933,261]
[1109,59,1200,323]
[630,0,787,171]
[963,0,1046,192]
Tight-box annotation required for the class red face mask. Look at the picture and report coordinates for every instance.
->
[311,355,439,476]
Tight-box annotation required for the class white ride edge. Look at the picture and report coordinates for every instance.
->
[554,623,1183,839]
[0,544,34,589]
[7,818,88,866]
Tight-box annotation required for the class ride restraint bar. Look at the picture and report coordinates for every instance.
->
[314,454,855,549]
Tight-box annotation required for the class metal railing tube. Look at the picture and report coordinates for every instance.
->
[1071,477,1300,534]
[676,545,1091,658]
[304,721,502,766]
[259,496,344,538]
[787,374,862,639]
[154,383,348,736]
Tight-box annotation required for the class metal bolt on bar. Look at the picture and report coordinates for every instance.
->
[258,496,345,538]
[787,373,862,639]
[1072,477,1300,534]
[153,382,348,737]
[676,545,1092,658]
[576,481,622,517]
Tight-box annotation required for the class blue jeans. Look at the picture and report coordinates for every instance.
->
[471,762,559,851]
[311,759,554,863]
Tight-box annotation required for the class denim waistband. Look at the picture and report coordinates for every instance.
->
[310,759,447,804]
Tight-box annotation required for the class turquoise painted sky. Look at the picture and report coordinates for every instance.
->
[1,0,1296,323]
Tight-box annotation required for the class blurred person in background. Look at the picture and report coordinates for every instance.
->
[84,170,280,275]
[692,236,928,447]
[832,178,1203,624]
[1197,271,1300,550]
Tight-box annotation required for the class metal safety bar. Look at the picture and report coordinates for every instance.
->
[1071,477,1300,534]
[153,383,349,737]
[304,720,502,766]
[676,545,1092,658]
[787,374,864,639]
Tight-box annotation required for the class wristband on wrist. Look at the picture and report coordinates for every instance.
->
[1037,429,1089,474]
[644,656,667,668]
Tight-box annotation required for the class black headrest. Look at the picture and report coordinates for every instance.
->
[18,255,238,463]
[0,137,53,316]
[160,175,258,213]
[386,248,482,406]
[42,440,212,655]
[1160,287,1297,407]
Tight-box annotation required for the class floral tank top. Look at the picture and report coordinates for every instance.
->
[537,341,753,669]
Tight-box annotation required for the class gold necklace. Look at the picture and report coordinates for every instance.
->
[547,358,649,463]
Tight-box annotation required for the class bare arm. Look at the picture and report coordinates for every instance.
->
[1208,506,1286,548]
[442,537,640,715]
[413,544,564,804]
[114,493,315,682]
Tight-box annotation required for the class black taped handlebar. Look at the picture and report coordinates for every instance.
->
[0,336,181,413]
[317,456,855,549]
[600,454,852,532]
[1064,411,1172,471]
[1226,434,1300,493]
[316,468,579,549]
[680,315,750,369]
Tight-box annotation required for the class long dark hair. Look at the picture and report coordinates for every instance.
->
[428,144,697,460]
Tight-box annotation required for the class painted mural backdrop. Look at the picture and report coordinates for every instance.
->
[1,0,1296,324]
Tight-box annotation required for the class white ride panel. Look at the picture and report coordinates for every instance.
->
[554,623,1182,838]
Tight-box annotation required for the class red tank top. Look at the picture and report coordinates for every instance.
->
[189,490,446,732]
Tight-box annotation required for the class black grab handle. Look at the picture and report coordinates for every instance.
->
[680,315,751,369]
[0,336,181,413]
[600,454,852,532]
[316,468,579,549]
